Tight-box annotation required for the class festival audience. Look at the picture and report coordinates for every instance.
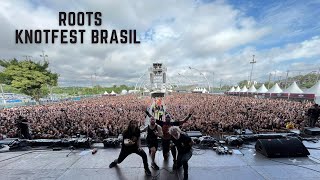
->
[0,93,314,140]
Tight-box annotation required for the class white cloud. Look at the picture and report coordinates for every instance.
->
[0,0,318,87]
[263,36,320,63]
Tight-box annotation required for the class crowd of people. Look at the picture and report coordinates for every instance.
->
[165,94,313,135]
[0,93,316,140]
[0,95,149,140]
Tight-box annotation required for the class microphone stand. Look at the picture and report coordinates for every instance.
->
[66,146,76,157]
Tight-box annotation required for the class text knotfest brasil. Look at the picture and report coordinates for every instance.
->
[15,12,140,44]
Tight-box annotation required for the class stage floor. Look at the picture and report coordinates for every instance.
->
[1,141,320,180]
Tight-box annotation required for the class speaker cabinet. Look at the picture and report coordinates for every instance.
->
[255,138,309,158]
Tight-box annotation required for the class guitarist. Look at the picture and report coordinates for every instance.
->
[109,120,152,176]
[141,117,163,170]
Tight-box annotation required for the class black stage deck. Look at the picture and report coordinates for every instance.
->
[1,140,320,180]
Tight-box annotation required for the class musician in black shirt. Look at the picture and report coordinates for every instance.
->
[109,120,152,176]
[141,117,163,170]
[16,116,31,139]
[146,110,191,164]
[169,126,193,180]
[307,104,320,127]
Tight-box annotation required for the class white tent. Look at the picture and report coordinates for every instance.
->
[247,85,257,93]
[283,82,303,93]
[202,88,208,93]
[121,89,128,95]
[267,83,283,93]
[128,90,139,94]
[192,87,202,93]
[240,85,248,92]
[305,80,320,96]
[103,91,109,95]
[110,91,117,96]
[256,84,268,93]
[234,86,241,92]
[228,87,235,92]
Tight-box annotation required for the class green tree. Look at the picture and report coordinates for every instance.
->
[238,80,249,87]
[0,59,58,102]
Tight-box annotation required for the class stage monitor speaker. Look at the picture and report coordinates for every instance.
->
[255,138,309,158]
[8,139,31,151]
[103,138,120,148]
[186,131,203,138]
[304,127,320,135]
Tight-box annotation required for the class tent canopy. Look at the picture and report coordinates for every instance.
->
[121,89,128,94]
[305,80,320,96]
[256,84,268,93]
[267,83,283,93]
[228,87,235,92]
[234,86,241,92]
[240,85,248,92]
[247,85,257,93]
[202,88,208,93]
[283,82,303,93]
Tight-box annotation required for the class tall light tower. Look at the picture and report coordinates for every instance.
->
[40,51,52,100]
[212,72,214,93]
[40,50,48,62]
[249,55,256,86]
[316,67,320,82]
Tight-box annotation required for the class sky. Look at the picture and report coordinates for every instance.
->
[0,0,319,87]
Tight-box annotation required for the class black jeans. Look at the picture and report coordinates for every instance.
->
[309,117,317,127]
[177,151,192,175]
[117,147,149,169]
[21,129,31,139]
[162,139,177,159]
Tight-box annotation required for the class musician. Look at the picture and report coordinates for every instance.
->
[141,117,163,170]
[109,120,152,176]
[307,103,320,127]
[169,126,193,180]
[16,116,31,139]
[146,110,192,168]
